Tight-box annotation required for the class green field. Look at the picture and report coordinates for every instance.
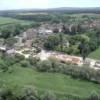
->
[0,65,100,99]
[89,47,100,60]
[0,17,33,25]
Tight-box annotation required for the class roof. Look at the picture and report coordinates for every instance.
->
[0,46,6,51]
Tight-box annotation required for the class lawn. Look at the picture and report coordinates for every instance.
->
[0,17,33,25]
[89,47,100,60]
[0,65,100,99]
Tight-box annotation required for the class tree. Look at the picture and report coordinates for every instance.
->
[62,25,70,34]
[77,24,82,33]
[53,28,59,33]
[78,42,89,60]
[5,37,17,49]
[59,33,63,51]
[0,29,11,39]
[44,35,60,50]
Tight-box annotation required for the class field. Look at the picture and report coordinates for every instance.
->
[89,47,100,60]
[0,65,100,99]
[0,17,33,25]
[18,12,48,15]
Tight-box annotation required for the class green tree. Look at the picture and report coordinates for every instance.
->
[5,37,17,48]
[44,35,60,50]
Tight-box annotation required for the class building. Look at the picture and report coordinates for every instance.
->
[95,61,100,68]
[39,28,53,35]
[6,49,15,55]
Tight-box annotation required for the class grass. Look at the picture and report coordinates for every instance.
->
[0,17,33,25]
[0,65,100,98]
[89,47,100,60]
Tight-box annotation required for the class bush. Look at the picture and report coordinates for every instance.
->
[0,88,13,100]
[28,56,40,66]
[14,54,25,62]
[20,87,39,100]
[36,60,52,72]
[88,91,100,100]
[41,91,56,100]
[20,60,31,68]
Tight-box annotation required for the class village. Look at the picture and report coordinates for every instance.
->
[0,4,100,99]
[0,23,100,70]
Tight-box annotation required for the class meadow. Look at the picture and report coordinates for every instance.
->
[0,65,100,99]
[89,47,100,60]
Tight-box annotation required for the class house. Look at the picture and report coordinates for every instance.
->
[95,61,100,68]
[6,49,15,55]
[50,53,82,65]
[39,28,53,35]
[21,28,38,40]
[0,46,6,52]
[24,40,33,48]
[14,36,25,49]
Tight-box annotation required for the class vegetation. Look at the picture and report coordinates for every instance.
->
[0,17,32,26]
[0,62,100,99]
[0,53,100,99]
[0,12,100,99]
[89,47,100,60]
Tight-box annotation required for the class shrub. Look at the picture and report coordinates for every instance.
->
[20,87,39,100]
[36,60,52,72]
[28,56,40,66]
[41,91,56,100]
[20,60,30,68]
[14,54,25,62]
[88,91,100,100]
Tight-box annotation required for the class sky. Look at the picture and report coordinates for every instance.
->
[0,0,100,10]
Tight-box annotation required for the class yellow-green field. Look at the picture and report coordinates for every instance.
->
[0,17,33,25]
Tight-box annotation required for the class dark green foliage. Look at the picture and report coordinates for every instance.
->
[20,60,31,68]
[5,37,17,48]
[15,14,53,22]
[36,60,52,72]
[41,91,56,100]
[14,54,25,62]
[0,24,31,39]
[35,59,100,84]
[88,91,100,100]
[20,88,39,100]
[44,34,60,50]
[28,56,40,65]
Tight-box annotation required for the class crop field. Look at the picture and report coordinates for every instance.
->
[18,12,48,15]
[0,17,33,25]
[0,65,100,99]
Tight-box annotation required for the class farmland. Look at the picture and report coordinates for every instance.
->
[0,17,33,26]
